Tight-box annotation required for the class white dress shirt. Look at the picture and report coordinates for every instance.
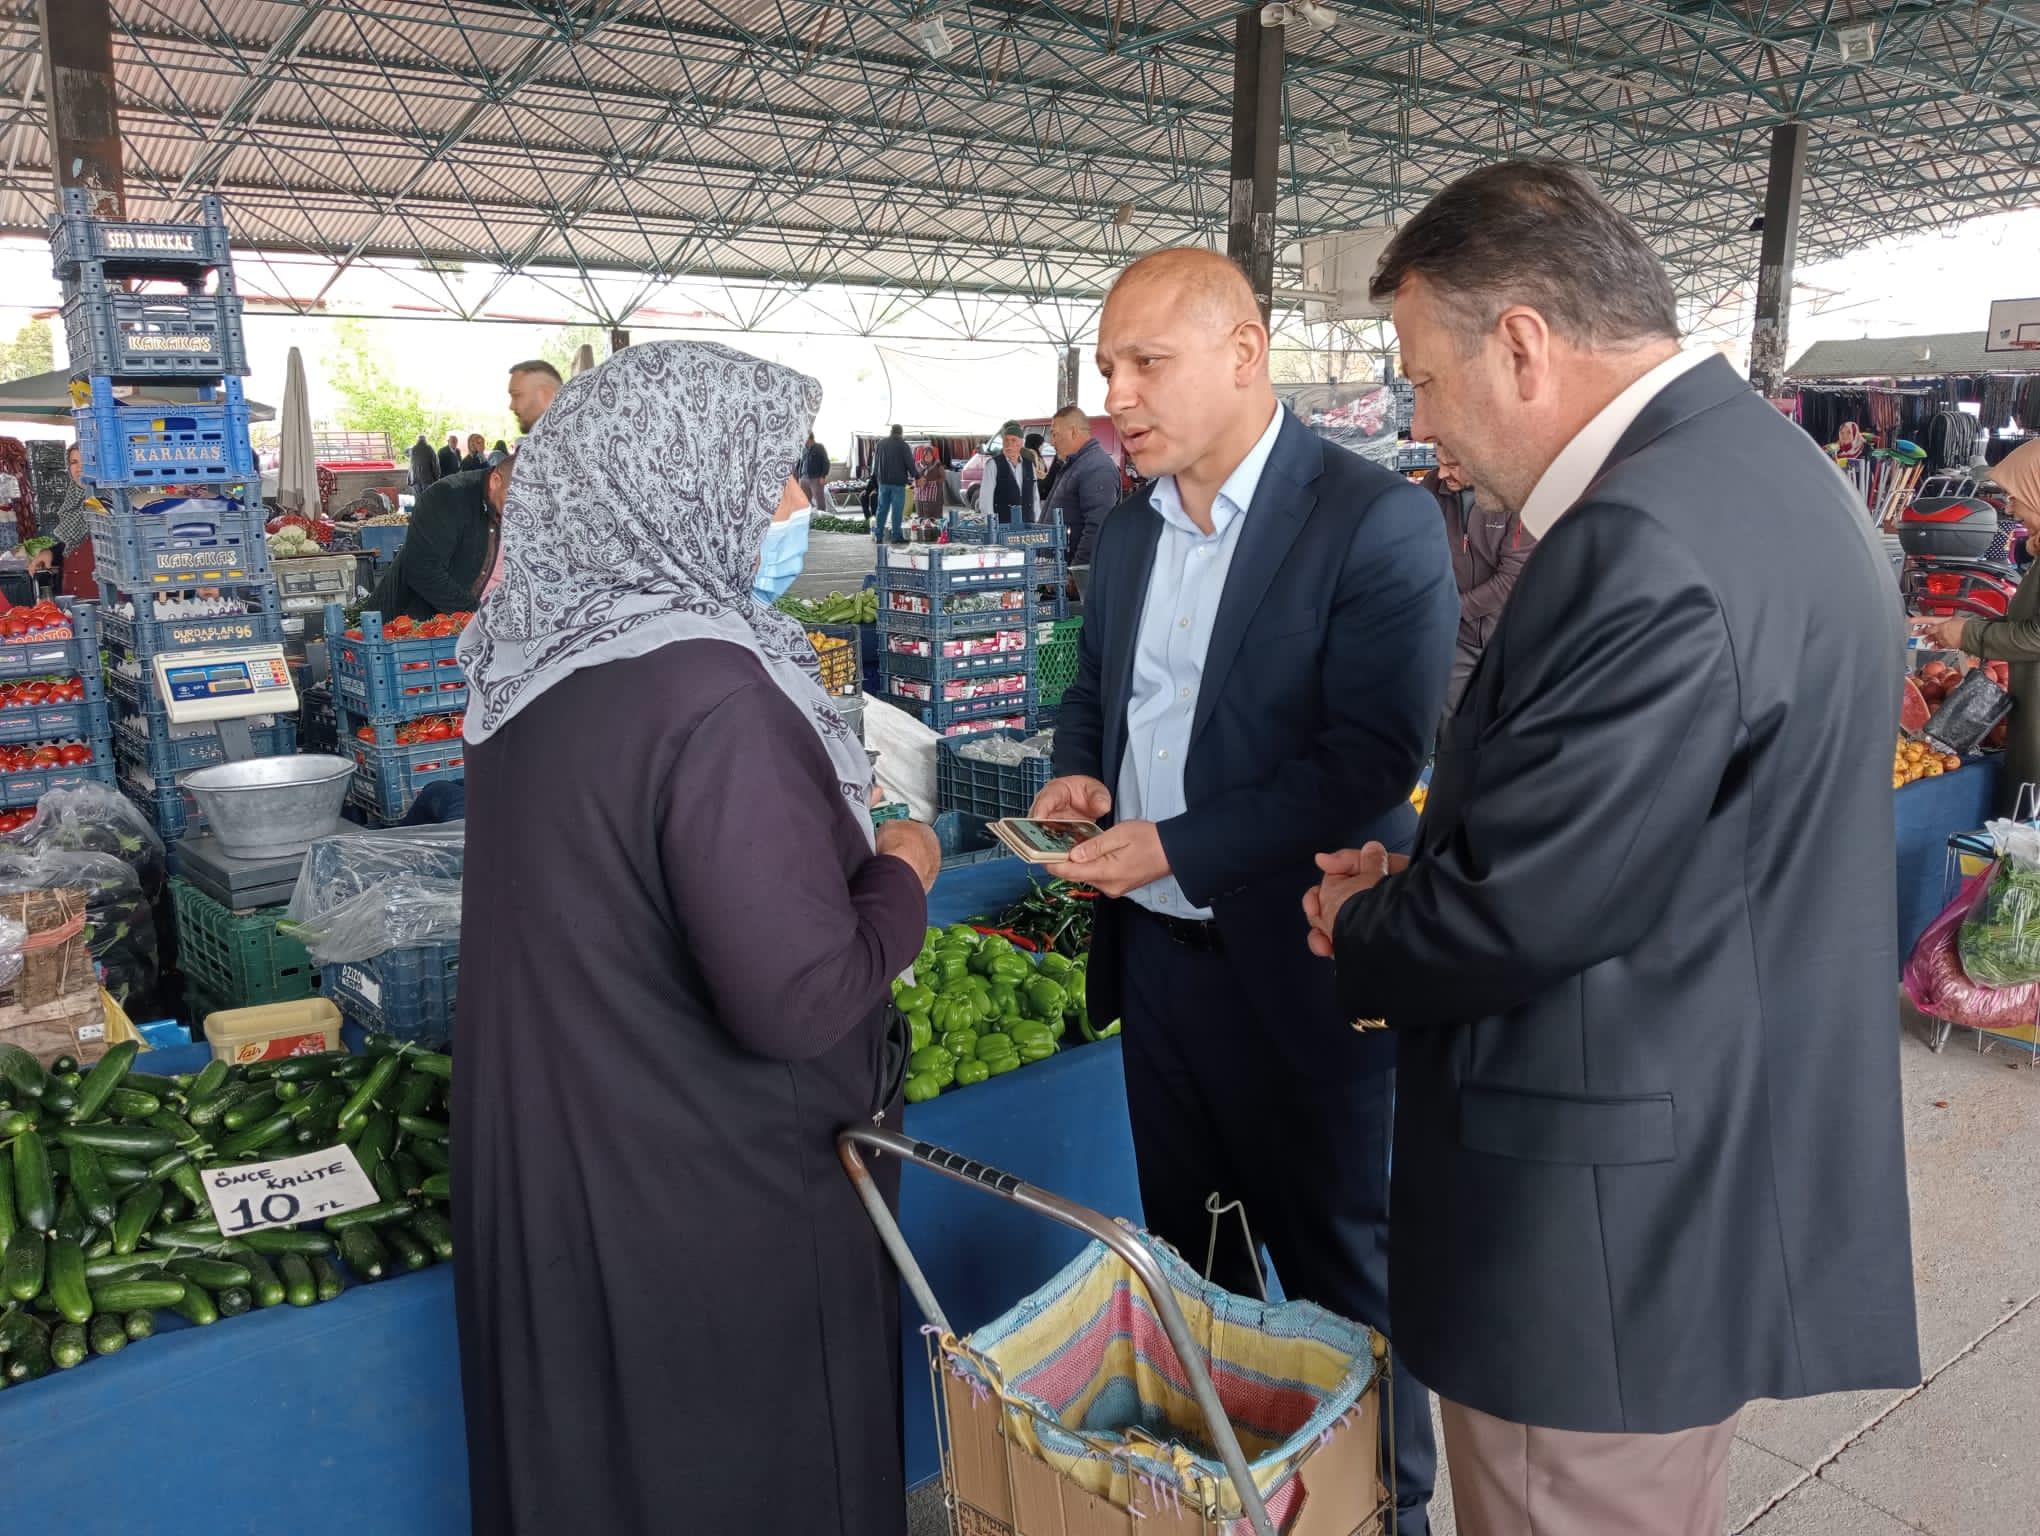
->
[1118,404,1285,919]
[1518,349,1712,540]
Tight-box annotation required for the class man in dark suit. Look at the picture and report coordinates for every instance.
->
[1033,247,1458,1534]
[1310,161,1919,1534]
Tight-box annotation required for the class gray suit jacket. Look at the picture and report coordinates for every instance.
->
[1336,356,1920,1431]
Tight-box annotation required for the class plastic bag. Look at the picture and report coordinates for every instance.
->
[1925,669,2013,756]
[0,912,24,992]
[0,847,157,1008]
[1958,826,2040,984]
[287,875,462,966]
[288,824,464,926]
[1906,869,2040,1032]
[11,784,167,903]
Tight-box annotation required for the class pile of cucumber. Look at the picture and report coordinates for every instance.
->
[0,1034,453,1386]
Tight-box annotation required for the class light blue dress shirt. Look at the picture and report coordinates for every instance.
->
[1118,404,1285,919]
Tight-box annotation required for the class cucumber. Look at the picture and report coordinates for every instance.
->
[146,1110,207,1149]
[396,1113,448,1142]
[406,1051,453,1081]
[0,1043,44,1100]
[286,1081,345,1126]
[50,1321,87,1368]
[186,1059,231,1106]
[106,1087,163,1119]
[91,1278,187,1312]
[383,1224,431,1272]
[5,1320,49,1380]
[123,1309,154,1341]
[279,1253,316,1306]
[272,1079,299,1100]
[68,1142,116,1227]
[53,1189,87,1246]
[82,1230,112,1261]
[0,1108,33,1137]
[370,1160,402,1204]
[13,1130,53,1232]
[39,1084,77,1116]
[67,1041,137,1123]
[50,1055,76,1077]
[84,1255,161,1283]
[392,1069,437,1117]
[56,1124,175,1157]
[339,1110,369,1143]
[336,1224,386,1281]
[88,1313,128,1355]
[217,1111,294,1160]
[171,1284,218,1326]
[238,1228,333,1257]
[220,1089,279,1132]
[111,1183,163,1256]
[333,1056,375,1081]
[392,1152,423,1196]
[310,1254,345,1302]
[356,1113,396,1174]
[46,1236,91,1322]
[407,1209,454,1261]
[121,1072,181,1099]
[157,1188,188,1223]
[3,1229,43,1300]
[272,1052,347,1082]
[165,1160,207,1210]
[216,1286,252,1317]
[409,1138,450,1175]
[337,1055,401,1129]
[239,1251,286,1308]
[100,1155,150,1188]
[323,1199,412,1234]
[0,1303,37,1351]
[165,1256,251,1291]
[0,1149,13,1247]
[185,1080,253,1130]
[419,1173,450,1201]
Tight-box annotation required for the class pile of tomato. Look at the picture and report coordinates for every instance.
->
[354,711,465,746]
[0,676,90,710]
[341,611,475,642]
[0,739,97,774]
[0,601,75,642]
[0,807,36,835]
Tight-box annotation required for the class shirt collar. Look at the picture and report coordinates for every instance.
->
[1518,349,1712,540]
[1150,403,1285,537]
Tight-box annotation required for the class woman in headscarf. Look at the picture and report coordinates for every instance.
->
[1919,439,2040,810]
[452,340,940,1536]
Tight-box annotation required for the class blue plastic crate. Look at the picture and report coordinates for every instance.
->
[989,518,1067,554]
[73,375,258,488]
[879,669,1035,735]
[0,757,114,810]
[0,694,109,749]
[50,189,235,277]
[121,769,205,842]
[355,524,409,563]
[86,493,271,588]
[61,288,248,380]
[322,942,459,1047]
[113,704,295,776]
[0,598,100,681]
[875,548,1034,597]
[338,711,467,822]
[324,604,468,722]
[97,586,283,659]
[880,633,1035,684]
[934,810,1013,868]
[936,729,1055,820]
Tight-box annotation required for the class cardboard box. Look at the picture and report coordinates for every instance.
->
[0,983,111,1067]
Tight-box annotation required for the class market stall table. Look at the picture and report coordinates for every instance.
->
[1895,757,2001,967]
[0,853,1142,1525]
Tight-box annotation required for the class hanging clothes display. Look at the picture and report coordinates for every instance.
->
[0,438,34,546]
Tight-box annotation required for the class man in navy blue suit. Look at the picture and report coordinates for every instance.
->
[1033,248,1458,1533]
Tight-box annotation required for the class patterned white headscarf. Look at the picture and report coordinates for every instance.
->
[456,341,872,833]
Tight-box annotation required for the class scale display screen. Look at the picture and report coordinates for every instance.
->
[151,646,297,725]
[162,657,291,704]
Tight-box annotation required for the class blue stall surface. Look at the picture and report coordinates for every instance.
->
[1895,757,2000,970]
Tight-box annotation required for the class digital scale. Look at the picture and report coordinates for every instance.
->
[152,643,313,910]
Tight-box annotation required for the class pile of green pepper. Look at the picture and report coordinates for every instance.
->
[892,926,1117,1103]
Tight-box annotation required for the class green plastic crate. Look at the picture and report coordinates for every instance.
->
[169,877,318,1006]
[1037,616,1083,708]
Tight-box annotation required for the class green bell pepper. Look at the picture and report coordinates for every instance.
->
[893,983,935,1018]
[940,1028,979,1060]
[909,1014,933,1053]
[1037,952,1074,981]
[931,994,979,1035]
[953,1058,990,1088]
[1018,1038,1057,1063]
[988,953,1033,987]
[903,1073,942,1104]
[1024,976,1066,1020]
[907,1046,956,1088]
[983,1052,1021,1076]
[976,1031,1017,1061]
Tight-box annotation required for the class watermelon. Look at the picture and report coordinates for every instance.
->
[1901,676,1932,734]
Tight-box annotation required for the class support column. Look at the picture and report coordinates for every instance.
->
[1057,345,1080,408]
[609,327,630,353]
[1749,121,1808,398]
[1226,10,1283,327]
[38,0,125,217]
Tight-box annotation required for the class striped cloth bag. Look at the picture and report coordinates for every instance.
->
[940,1234,1379,1532]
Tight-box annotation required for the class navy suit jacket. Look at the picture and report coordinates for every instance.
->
[1052,409,1458,1073]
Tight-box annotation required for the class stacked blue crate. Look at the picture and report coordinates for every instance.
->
[874,544,1036,738]
[51,190,285,842]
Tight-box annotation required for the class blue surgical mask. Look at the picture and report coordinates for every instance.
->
[753,510,811,604]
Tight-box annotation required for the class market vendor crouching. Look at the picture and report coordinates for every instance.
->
[367,452,512,622]
[1919,438,2040,812]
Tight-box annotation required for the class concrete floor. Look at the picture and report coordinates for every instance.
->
[908,1008,2040,1536]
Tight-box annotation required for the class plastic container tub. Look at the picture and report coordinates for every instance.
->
[202,996,343,1065]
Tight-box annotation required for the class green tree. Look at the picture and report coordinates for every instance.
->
[0,318,53,383]
[326,317,456,455]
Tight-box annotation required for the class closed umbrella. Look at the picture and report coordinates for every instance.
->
[274,346,315,514]
[571,343,597,376]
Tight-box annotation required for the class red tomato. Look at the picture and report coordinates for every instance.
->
[423,719,452,741]
[30,746,60,768]
[355,726,374,742]
[57,743,91,766]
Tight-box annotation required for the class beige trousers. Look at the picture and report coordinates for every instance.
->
[1440,1397,1739,1536]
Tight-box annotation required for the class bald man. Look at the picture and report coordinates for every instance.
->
[1031,248,1457,1533]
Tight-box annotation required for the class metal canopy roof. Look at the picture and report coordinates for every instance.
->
[0,0,2033,329]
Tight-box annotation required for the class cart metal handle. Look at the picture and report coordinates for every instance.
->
[838,1125,1280,1536]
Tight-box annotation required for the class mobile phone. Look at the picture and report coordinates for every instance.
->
[989,818,1104,863]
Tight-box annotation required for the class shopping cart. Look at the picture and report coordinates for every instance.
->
[841,1127,1393,1536]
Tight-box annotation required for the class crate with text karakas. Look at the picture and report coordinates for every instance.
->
[86,489,271,590]
[324,604,469,723]
[61,285,248,381]
[71,375,258,491]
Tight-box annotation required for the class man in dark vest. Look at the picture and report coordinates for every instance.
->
[975,420,1038,524]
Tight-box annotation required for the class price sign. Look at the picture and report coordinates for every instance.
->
[202,1145,379,1236]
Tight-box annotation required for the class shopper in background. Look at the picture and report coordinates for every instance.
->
[1023,429,1048,488]
[913,444,948,528]
[368,455,513,622]
[28,444,95,598]
[437,432,462,479]
[871,422,915,545]
[1046,404,1118,567]
[1919,438,2040,809]
[1312,160,1918,1536]
[1033,246,1456,1535]
[409,433,440,494]
[461,432,489,473]
[976,420,1039,524]
[1424,448,1532,718]
[801,432,832,514]
[488,438,510,467]
[454,339,937,1536]
[507,359,563,433]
